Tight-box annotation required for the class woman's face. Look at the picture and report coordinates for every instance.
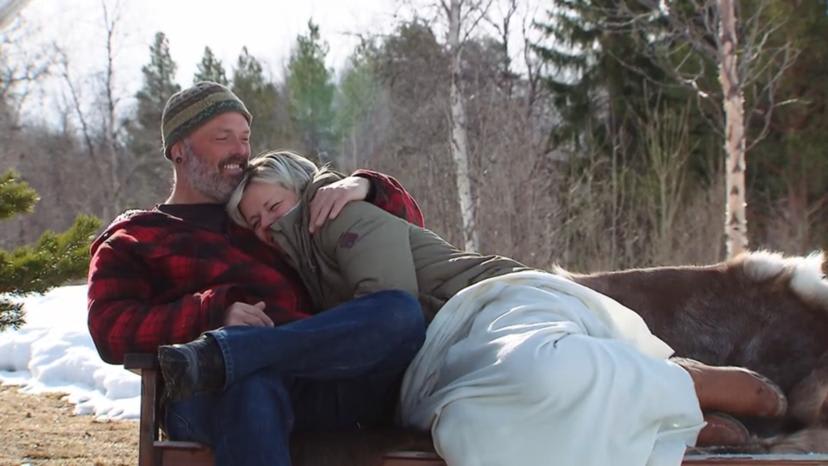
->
[238,181,299,244]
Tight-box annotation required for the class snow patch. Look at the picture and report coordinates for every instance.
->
[0,285,140,420]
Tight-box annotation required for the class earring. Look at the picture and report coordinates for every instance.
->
[175,157,183,163]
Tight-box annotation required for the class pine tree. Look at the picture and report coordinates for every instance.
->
[124,31,181,208]
[194,46,228,85]
[286,20,336,160]
[0,171,100,330]
[230,46,283,154]
[532,0,673,154]
[133,31,181,153]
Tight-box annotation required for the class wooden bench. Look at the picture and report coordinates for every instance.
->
[125,353,828,466]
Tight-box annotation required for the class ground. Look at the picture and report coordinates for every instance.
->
[0,385,136,465]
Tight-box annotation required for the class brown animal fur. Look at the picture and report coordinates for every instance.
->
[764,427,828,453]
[559,250,828,445]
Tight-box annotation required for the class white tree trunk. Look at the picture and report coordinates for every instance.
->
[718,0,748,257]
[0,0,29,29]
[447,0,479,252]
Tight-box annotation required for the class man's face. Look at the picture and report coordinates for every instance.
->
[179,112,251,203]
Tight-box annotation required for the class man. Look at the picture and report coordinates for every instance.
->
[87,82,427,466]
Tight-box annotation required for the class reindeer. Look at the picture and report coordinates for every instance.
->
[558,251,828,452]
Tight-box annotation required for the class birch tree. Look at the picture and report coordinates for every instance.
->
[716,0,747,256]
[441,0,492,252]
[622,0,796,257]
[0,0,28,29]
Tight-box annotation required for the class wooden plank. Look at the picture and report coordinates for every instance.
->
[380,451,828,466]
[137,367,159,466]
[682,454,828,465]
[383,451,445,465]
[157,441,214,465]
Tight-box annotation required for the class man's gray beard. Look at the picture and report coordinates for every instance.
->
[181,145,242,203]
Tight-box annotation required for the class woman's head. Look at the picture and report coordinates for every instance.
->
[227,150,319,243]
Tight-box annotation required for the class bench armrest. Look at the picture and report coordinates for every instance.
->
[125,353,159,372]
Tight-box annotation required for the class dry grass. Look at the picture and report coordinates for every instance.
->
[0,385,136,466]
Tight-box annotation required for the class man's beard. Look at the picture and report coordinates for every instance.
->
[181,145,245,203]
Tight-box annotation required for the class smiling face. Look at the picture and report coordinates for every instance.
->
[238,181,300,244]
[177,112,251,203]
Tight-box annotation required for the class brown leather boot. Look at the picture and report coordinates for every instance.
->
[696,413,751,447]
[673,357,787,418]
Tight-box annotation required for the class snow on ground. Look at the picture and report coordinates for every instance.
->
[0,285,140,420]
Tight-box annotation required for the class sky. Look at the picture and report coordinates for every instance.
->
[6,0,543,127]
[23,0,402,78]
[13,0,412,122]
[0,285,141,420]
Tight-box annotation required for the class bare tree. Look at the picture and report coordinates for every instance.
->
[0,22,49,125]
[440,0,493,252]
[716,0,748,256]
[98,0,124,215]
[53,0,127,220]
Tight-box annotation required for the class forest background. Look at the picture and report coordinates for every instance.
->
[1,0,826,280]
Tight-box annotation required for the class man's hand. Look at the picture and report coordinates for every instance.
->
[224,301,274,327]
[308,176,370,234]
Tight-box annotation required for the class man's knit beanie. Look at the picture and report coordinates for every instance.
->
[161,81,252,159]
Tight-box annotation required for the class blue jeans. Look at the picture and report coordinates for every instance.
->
[164,290,425,466]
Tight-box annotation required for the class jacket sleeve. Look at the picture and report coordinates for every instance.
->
[317,201,419,299]
[352,169,425,228]
[87,233,233,364]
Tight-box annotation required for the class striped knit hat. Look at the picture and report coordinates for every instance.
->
[161,81,252,159]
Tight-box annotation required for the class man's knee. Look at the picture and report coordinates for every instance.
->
[369,290,425,339]
[359,290,425,366]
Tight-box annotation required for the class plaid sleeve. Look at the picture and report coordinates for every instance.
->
[352,169,425,228]
[87,237,232,364]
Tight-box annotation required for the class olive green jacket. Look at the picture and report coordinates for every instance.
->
[269,171,529,321]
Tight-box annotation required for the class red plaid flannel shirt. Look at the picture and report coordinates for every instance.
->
[87,170,424,364]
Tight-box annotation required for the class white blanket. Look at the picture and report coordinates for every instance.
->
[400,271,704,466]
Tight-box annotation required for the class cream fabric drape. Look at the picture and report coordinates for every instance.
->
[400,271,704,466]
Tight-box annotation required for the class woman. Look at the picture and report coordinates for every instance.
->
[226,151,786,466]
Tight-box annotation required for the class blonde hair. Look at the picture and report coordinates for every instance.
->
[226,150,320,227]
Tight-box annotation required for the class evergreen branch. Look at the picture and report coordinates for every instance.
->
[0,299,23,331]
[0,170,39,220]
[0,214,101,296]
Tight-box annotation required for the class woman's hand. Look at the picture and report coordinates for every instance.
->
[308,176,370,234]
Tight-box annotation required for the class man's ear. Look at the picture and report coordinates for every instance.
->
[170,141,184,160]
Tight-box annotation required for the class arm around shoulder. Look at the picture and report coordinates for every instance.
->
[352,169,424,227]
